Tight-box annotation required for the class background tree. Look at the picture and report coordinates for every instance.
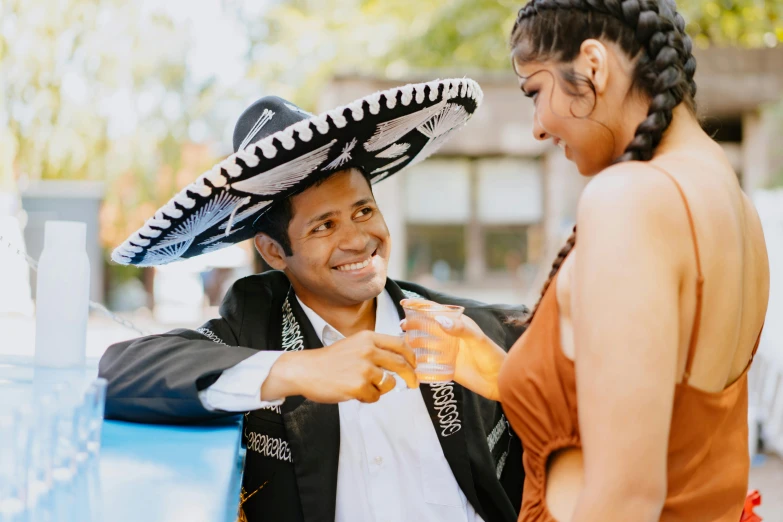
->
[2,0,782,252]
[247,0,783,107]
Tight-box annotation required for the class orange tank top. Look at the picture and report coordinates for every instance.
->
[498,167,762,522]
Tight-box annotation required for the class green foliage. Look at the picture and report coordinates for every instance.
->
[3,0,782,241]
[0,0,226,247]
[248,0,783,105]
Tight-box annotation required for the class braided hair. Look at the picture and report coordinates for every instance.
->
[510,0,697,326]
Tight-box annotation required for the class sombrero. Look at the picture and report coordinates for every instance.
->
[112,78,483,266]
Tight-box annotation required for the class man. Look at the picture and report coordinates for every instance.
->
[102,79,526,522]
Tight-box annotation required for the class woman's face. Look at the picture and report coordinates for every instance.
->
[513,40,643,176]
[514,61,617,176]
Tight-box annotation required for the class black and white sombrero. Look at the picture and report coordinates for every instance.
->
[112,78,483,266]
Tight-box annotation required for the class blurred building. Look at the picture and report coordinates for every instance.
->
[20,180,106,303]
[319,47,783,304]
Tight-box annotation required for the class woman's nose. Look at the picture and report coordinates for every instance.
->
[532,113,549,142]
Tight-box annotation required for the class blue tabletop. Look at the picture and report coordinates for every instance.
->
[100,419,244,522]
[0,359,245,522]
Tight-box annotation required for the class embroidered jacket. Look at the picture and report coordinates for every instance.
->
[100,271,527,522]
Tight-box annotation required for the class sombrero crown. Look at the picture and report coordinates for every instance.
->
[112,78,483,266]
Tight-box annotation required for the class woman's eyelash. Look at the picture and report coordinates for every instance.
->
[523,90,538,99]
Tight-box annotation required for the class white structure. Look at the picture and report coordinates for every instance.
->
[0,192,34,316]
[749,190,783,457]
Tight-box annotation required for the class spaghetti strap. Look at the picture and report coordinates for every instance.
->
[647,164,705,385]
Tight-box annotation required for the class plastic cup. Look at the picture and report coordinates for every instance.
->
[27,395,57,521]
[402,300,465,383]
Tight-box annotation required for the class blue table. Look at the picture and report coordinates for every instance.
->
[0,360,245,522]
[99,419,244,522]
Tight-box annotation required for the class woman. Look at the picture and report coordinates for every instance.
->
[402,0,769,520]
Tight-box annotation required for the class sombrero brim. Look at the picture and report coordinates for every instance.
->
[112,78,483,266]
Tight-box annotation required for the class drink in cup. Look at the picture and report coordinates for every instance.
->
[402,300,465,383]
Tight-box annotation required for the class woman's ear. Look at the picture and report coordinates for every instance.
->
[254,233,288,270]
[577,38,610,94]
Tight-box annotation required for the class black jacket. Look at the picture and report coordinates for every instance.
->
[99,271,527,522]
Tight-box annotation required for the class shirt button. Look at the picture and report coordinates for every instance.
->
[374,456,383,466]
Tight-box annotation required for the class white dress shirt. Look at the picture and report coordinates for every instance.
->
[199,290,483,522]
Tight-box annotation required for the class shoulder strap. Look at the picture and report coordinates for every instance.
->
[647,164,705,385]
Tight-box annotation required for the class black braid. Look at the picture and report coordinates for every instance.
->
[522,226,576,327]
[510,0,697,325]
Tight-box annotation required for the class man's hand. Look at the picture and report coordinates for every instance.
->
[261,331,418,404]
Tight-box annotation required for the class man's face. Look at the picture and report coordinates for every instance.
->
[279,169,391,306]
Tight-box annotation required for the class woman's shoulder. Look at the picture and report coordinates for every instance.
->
[577,160,694,233]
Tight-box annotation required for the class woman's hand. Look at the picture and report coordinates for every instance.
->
[400,299,508,400]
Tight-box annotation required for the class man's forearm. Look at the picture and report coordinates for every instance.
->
[260,351,307,401]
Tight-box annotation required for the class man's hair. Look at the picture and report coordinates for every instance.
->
[254,168,373,256]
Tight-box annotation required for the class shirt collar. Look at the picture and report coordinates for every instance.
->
[295,289,402,346]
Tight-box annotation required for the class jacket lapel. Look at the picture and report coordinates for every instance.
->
[386,281,486,520]
[279,289,340,522]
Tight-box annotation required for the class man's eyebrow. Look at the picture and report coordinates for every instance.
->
[305,211,337,227]
[352,198,374,208]
[304,198,374,227]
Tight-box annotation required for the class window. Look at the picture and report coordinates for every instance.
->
[404,159,471,223]
[406,224,466,283]
[484,226,528,272]
[477,158,543,224]
[402,157,544,284]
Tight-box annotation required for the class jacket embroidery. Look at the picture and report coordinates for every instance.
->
[496,449,509,479]
[487,414,509,452]
[281,296,304,352]
[429,382,462,437]
[245,431,293,463]
[195,327,229,346]
[401,289,425,300]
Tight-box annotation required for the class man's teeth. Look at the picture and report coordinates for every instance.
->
[336,258,371,271]
[557,141,566,151]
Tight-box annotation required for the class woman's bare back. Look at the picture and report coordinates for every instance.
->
[545,135,769,520]
[558,137,769,390]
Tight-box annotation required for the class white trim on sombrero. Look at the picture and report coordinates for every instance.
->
[418,103,471,139]
[409,129,456,168]
[372,171,395,183]
[404,103,471,170]
[149,191,242,252]
[362,98,447,152]
[201,241,232,254]
[229,139,336,196]
[323,138,357,171]
[371,155,410,175]
[376,142,410,159]
[219,200,272,231]
[238,109,275,152]
[200,227,245,246]
[139,243,191,266]
[223,195,252,236]
[112,78,483,265]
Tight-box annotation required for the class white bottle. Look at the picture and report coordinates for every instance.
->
[35,221,90,368]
